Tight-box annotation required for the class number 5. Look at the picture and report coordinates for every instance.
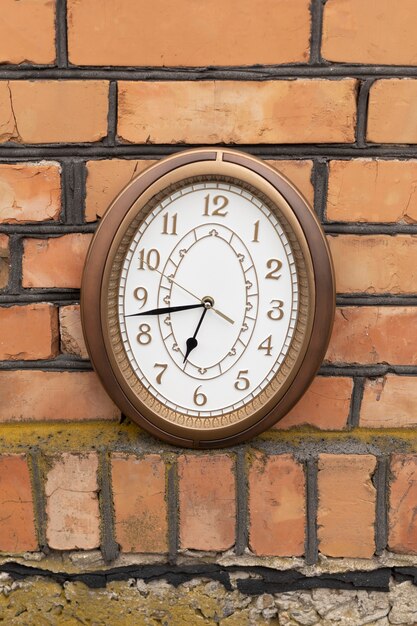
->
[234,370,250,391]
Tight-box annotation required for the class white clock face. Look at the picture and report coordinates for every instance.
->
[118,179,299,418]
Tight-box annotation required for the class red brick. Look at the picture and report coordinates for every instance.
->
[0,304,58,360]
[318,454,376,558]
[0,455,37,552]
[326,307,417,366]
[265,160,314,207]
[0,0,55,64]
[0,234,9,290]
[85,159,157,221]
[275,377,352,430]
[22,234,93,289]
[0,81,108,144]
[327,160,417,224]
[328,235,417,294]
[389,455,417,554]
[0,371,120,422]
[45,453,100,550]
[178,454,235,551]
[249,453,305,556]
[68,0,310,66]
[360,376,417,428]
[112,454,168,553]
[59,305,88,359]
[368,80,417,144]
[0,163,61,223]
[118,80,357,144]
[322,0,417,66]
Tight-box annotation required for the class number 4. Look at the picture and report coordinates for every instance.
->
[258,335,273,356]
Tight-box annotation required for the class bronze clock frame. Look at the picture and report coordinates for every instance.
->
[81,149,335,448]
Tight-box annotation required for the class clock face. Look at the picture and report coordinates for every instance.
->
[82,150,334,447]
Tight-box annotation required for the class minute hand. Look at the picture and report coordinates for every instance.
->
[125,303,204,318]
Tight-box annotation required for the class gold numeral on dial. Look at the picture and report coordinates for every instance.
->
[203,194,229,217]
[137,323,152,345]
[234,370,250,391]
[265,258,282,280]
[193,385,207,406]
[133,287,148,308]
[154,363,167,384]
[267,299,284,320]
[252,220,260,242]
[162,213,178,235]
[138,248,160,271]
[258,335,273,356]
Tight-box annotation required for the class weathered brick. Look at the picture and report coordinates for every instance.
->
[328,235,417,294]
[0,371,120,422]
[275,377,352,430]
[249,453,305,556]
[326,307,417,366]
[59,305,88,359]
[112,454,168,553]
[368,80,417,144]
[0,304,58,360]
[178,454,235,551]
[318,454,376,558]
[265,160,314,206]
[327,160,417,224]
[45,453,100,550]
[85,159,157,221]
[0,455,37,552]
[322,0,417,65]
[0,0,55,64]
[22,234,93,289]
[0,163,61,223]
[360,376,417,428]
[118,80,357,144]
[0,81,108,144]
[68,0,310,66]
[389,455,417,554]
[0,234,9,290]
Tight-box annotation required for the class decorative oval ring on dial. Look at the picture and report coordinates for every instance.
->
[81,148,335,449]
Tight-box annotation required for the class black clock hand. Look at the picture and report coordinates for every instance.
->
[183,306,208,364]
[125,303,204,318]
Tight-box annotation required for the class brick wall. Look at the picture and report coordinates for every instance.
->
[1,0,417,582]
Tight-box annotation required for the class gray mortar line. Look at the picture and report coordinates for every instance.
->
[309,0,325,65]
[56,0,68,69]
[356,80,375,148]
[235,448,249,555]
[98,450,119,563]
[28,449,49,553]
[347,377,365,429]
[375,457,389,555]
[167,460,179,564]
[305,458,319,565]
[107,82,118,146]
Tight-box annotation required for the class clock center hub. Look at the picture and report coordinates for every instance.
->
[202,296,215,309]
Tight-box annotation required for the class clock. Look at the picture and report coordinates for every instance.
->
[81,149,335,448]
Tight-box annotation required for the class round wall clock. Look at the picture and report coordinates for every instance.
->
[81,149,335,448]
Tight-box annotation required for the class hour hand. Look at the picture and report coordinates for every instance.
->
[125,303,204,318]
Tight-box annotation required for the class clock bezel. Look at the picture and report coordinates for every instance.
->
[81,149,335,449]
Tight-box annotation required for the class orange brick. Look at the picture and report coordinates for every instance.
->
[22,234,93,289]
[360,375,417,428]
[0,0,55,64]
[0,81,108,144]
[328,235,417,294]
[265,160,314,207]
[178,454,235,551]
[249,453,305,556]
[322,0,417,65]
[45,453,100,550]
[112,454,168,553]
[0,371,120,422]
[318,454,376,558]
[327,160,417,223]
[0,234,9,290]
[0,304,58,361]
[68,0,310,66]
[85,159,157,221]
[0,455,37,553]
[118,80,357,144]
[368,80,417,144]
[275,377,352,430]
[0,163,61,223]
[326,307,417,366]
[59,305,88,359]
[389,455,417,554]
